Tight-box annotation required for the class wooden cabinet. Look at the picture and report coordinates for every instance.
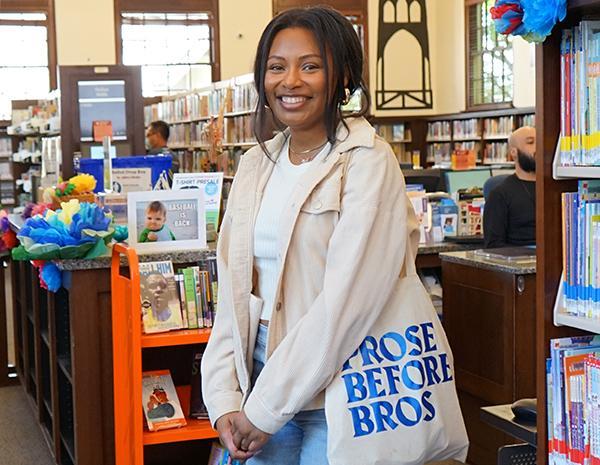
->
[442,260,535,465]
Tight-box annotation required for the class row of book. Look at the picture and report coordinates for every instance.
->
[559,21,600,166]
[144,81,257,125]
[427,121,451,140]
[483,116,513,137]
[453,118,480,139]
[484,142,510,164]
[547,335,600,465]
[560,180,600,318]
[142,351,209,431]
[373,123,411,142]
[139,259,217,334]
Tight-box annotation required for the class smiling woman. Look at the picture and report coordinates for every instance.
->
[252,7,370,161]
[200,6,434,465]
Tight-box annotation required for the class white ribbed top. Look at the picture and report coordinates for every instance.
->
[253,138,329,321]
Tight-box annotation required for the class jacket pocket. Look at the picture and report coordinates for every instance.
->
[300,186,341,214]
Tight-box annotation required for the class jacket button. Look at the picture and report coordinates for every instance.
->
[313,200,322,210]
[276,302,282,311]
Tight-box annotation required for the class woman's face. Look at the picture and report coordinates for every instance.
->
[264,27,329,135]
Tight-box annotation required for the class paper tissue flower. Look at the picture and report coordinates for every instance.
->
[12,201,114,261]
[0,210,17,252]
[490,0,566,43]
[32,260,62,293]
[68,173,96,195]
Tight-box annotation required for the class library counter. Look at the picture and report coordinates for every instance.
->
[440,250,536,465]
[439,250,536,274]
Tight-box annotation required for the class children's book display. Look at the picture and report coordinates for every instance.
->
[558,180,600,317]
[142,370,186,432]
[139,258,218,334]
[546,335,600,465]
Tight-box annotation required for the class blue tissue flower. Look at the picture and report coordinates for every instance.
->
[41,262,62,292]
[490,0,566,43]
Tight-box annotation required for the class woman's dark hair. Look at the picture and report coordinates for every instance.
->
[252,6,370,153]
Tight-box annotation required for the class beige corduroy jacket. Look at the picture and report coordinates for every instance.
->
[201,116,420,435]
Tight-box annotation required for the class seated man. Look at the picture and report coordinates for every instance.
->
[483,126,536,248]
[146,120,179,179]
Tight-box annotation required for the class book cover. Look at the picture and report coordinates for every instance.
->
[139,261,184,334]
[189,349,209,419]
[182,267,199,329]
[174,274,188,329]
[208,441,244,465]
[142,370,187,432]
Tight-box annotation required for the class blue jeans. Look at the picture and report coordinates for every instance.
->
[246,324,329,465]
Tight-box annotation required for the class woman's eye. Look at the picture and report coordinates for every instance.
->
[268,64,284,71]
[303,63,319,71]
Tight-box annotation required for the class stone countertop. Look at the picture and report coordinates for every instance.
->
[439,250,536,275]
[55,247,217,271]
[417,241,481,255]
[9,213,217,271]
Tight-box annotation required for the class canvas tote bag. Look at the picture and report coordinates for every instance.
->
[325,161,468,464]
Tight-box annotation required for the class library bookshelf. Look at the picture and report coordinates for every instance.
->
[111,244,217,465]
[535,2,600,464]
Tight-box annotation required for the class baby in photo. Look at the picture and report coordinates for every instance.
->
[139,201,176,242]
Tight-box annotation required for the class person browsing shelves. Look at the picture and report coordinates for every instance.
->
[201,7,419,465]
[483,126,536,248]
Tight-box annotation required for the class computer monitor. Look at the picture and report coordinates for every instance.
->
[444,169,492,194]
[403,169,442,192]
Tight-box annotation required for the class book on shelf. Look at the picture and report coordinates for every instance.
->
[558,180,600,318]
[546,336,600,465]
[189,349,209,419]
[139,260,218,334]
[142,370,187,432]
[139,261,185,334]
[558,21,600,167]
[208,441,244,465]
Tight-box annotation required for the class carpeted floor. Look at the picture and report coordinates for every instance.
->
[0,385,54,465]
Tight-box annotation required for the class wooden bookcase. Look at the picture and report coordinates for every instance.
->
[424,107,535,167]
[11,259,76,465]
[535,2,598,464]
[111,244,218,465]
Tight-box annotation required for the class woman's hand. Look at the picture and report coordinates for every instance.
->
[215,412,256,461]
[231,411,272,455]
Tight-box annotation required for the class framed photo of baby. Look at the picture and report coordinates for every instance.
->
[127,190,206,253]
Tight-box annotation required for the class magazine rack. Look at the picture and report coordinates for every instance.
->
[111,244,217,465]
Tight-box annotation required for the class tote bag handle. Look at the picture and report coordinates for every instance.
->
[339,150,420,280]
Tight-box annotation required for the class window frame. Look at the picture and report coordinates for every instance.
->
[0,0,57,121]
[114,0,220,96]
[464,0,514,111]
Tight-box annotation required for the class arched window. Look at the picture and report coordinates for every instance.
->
[409,0,421,23]
[383,1,396,23]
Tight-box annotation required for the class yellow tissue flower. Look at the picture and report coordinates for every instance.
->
[57,199,81,225]
[69,174,96,194]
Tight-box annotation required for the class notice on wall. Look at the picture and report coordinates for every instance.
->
[112,168,152,193]
[172,172,224,233]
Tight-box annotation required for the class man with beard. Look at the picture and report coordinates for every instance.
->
[483,126,536,248]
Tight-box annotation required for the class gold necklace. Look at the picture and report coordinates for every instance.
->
[289,140,328,164]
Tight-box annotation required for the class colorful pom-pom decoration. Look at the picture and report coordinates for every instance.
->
[490,0,566,43]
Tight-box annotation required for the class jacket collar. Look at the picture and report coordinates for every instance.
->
[246,116,376,163]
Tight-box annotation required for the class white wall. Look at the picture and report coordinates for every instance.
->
[54,0,116,65]
[512,37,536,108]
[218,0,272,80]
